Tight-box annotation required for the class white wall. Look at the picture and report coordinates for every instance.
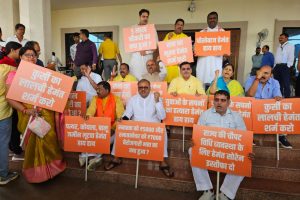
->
[51,0,300,82]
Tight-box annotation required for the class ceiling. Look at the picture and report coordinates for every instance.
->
[51,0,186,10]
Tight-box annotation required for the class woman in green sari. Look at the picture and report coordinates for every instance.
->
[207,63,244,97]
[7,47,66,183]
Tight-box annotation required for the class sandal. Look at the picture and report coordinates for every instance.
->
[104,159,122,171]
[159,165,174,178]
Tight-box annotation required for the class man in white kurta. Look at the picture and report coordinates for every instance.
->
[196,12,224,87]
[129,9,154,80]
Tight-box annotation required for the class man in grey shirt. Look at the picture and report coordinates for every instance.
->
[189,90,253,200]
[250,47,263,76]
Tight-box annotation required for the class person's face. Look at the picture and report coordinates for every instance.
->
[174,21,184,34]
[79,32,86,40]
[213,94,230,115]
[16,27,25,36]
[20,50,37,64]
[10,48,20,60]
[146,60,156,74]
[138,81,151,98]
[73,36,80,43]
[262,46,267,53]
[96,85,109,99]
[256,48,261,54]
[180,64,192,80]
[207,14,218,29]
[120,64,129,78]
[222,65,234,79]
[259,66,272,84]
[279,35,288,45]
[139,12,149,25]
[80,65,88,75]
[34,43,41,58]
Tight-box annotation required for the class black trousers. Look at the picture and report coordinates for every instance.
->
[9,109,22,154]
[273,64,291,98]
[296,74,300,97]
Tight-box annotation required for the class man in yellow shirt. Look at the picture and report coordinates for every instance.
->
[98,33,122,81]
[83,81,124,170]
[168,62,205,95]
[163,18,188,83]
[111,63,137,82]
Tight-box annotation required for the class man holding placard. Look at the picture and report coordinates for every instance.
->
[190,90,253,200]
[195,12,224,89]
[107,79,174,177]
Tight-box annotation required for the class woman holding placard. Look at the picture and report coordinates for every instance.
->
[207,63,244,97]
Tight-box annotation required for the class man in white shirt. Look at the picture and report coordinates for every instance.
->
[106,79,174,177]
[196,12,224,89]
[5,24,28,46]
[273,33,295,98]
[142,59,167,82]
[129,9,155,80]
[70,32,80,62]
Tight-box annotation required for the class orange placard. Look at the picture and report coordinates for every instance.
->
[68,91,86,116]
[158,37,194,65]
[115,120,165,161]
[163,94,208,127]
[191,125,253,177]
[123,24,157,53]
[109,81,138,106]
[64,116,111,153]
[208,95,254,131]
[252,98,300,134]
[194,31,230,56]
[6,60,74,113]
[151,82,167,96]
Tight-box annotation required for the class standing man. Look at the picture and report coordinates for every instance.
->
[163,18,188,83]
[245,65,292,148]
[196,12,224,89]
[190,90,253,200]
[5,24,28,46]
[129,9,154,80]
[261,45,274,68]
[98,33,122,81]
[250,47,263,76]
[74,29,98,79]
[70,32,80,63]
[273,33,295,98]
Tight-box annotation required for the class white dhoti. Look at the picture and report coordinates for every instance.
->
[196,56,223,85]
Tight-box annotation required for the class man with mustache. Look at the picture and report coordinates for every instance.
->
[142,59,167,82]
[245,65,292,148]
[110,63,137,82]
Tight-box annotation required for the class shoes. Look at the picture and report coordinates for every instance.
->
[279,136,292,149]
[198,190,214,200]
[0,172,19,185]
[79,156,86,167]
[11,153,24,161]
[218,192,231,200]
[87,157,102,171]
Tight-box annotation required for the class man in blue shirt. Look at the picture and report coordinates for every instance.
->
[245,65,292,148]
[261,45,274,68]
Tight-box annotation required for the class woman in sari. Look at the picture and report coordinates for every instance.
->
[6,46,66,183]
[207,63,244,97]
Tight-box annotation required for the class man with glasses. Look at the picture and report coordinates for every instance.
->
[190,90,253,200]
[168,61,205,96]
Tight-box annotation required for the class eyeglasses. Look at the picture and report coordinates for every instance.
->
[23,53,37,58]
[214,98,227,102]
[181,68,191,71]
[138,86,149,90]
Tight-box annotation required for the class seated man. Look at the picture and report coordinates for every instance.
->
[84,81,124,170]
[245,65,292,148]
[190,90,254,200]
[168,61,205,96]
[106,79,174,177]
[142,59,167,82]
[110,63,137,82]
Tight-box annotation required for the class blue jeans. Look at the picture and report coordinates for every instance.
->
[0,117,12,177]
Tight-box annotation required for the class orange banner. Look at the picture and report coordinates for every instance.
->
[252,98,300,134]
[208,96,254,130]
[194,31,231,56]
[191,125,253,177]
[115,120,165,161]
[109,81,138,106]
[6,60,74,113]
[151,82,167,96]
[64,116,111,153]
[123,24,157,53]
[163,94,208,127]
[68,91,86,116]
[158,37,194,65]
